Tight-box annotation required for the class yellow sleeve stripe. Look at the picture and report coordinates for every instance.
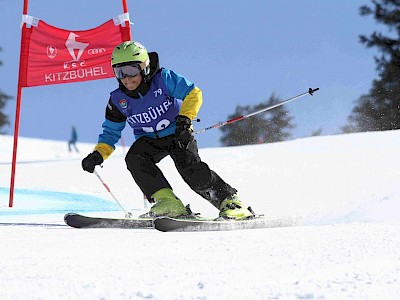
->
[179,86,202,120]
[94,143,114,160]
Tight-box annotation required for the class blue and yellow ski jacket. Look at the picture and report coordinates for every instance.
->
[94,67,202,160]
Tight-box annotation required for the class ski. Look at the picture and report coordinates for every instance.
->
[64,213,300,231]
[64,213,154,229]
[153,216,298,232]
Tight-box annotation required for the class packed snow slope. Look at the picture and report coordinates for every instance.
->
[0,130,399,299]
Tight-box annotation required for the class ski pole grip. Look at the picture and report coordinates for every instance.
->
[309,88,319,95]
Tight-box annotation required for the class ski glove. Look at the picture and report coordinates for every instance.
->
[175,115,194,149]
[82,151,103,173]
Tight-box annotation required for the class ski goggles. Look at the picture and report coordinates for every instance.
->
[113,64,141,79]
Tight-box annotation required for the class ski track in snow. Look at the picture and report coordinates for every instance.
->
[0,132,400,299]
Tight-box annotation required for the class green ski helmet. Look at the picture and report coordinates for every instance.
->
[111,41,150,76]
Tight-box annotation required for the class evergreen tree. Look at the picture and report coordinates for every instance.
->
[220,94,295,146]
[311,128,323,136]
[343,0,400,133]
[0,47,12,134]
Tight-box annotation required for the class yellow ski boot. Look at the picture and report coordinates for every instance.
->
[219,194,255,220]
[144,188,187,218]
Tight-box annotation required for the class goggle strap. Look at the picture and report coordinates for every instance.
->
[139,58,150,72]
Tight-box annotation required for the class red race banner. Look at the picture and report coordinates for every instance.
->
[9,2,132,208]
[20,18,129,87]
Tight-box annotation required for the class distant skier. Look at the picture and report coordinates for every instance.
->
[68,126,79,152]
[81,41,254,219]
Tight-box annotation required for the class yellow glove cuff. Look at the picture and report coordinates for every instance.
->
[94,143,114,160]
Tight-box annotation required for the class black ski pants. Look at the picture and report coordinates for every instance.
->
[125,135,236,209]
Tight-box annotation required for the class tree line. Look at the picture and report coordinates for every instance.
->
[0,47,12,134]
[219,0,400,146]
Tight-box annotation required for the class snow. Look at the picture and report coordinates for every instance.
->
[1,131,400,299]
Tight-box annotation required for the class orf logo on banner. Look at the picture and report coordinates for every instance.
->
[22,19,126,87]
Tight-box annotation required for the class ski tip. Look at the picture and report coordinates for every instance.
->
[64,212,73,220]
[64,212,77,221]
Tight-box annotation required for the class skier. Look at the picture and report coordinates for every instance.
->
[81,41,255,220]
[68,126,79,152]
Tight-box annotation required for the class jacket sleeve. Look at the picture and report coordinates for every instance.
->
[161,69,202,120]
[95,97,126,160]
[179,86,202,120]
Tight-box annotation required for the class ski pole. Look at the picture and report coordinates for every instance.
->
[93,169,133,218]
[194,87,319,135]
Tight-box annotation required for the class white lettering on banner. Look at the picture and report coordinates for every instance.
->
[44,66,108,83]
[127,99,172,125]
[64,60,86,69]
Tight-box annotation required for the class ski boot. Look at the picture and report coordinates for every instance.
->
[140,188,187,218]
[219,194,255,220]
